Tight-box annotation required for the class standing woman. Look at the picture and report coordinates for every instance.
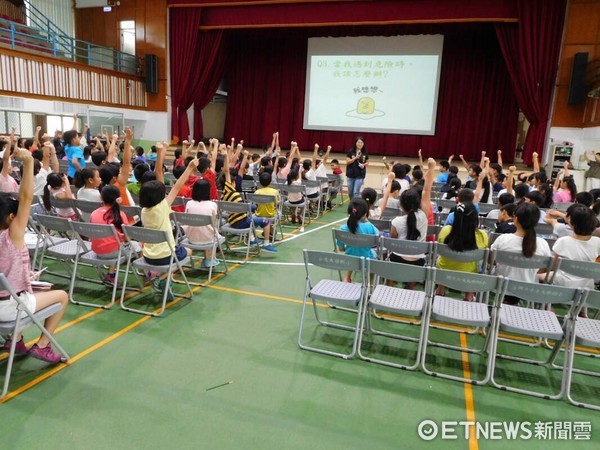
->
[346,136,369,198]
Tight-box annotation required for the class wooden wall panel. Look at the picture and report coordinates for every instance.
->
[74,0,167,111]
[552,0,600,127]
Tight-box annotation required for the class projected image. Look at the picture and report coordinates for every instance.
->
[304,36,444,135]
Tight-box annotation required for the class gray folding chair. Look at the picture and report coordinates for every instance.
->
[74,199,102,222]
[370,218,391,235]
[433,242,489,274]
[302,179,323,218]
[479,217,497,231]
[120,205,142,225]
[35,214,91,280]
[381,207,401,221]
[69,221,135,309]
[326,173,344,206]
[120,225,193,317]
[477,203,497,215]
[245,193,284,242]
[281,184,308,231]
[488,279,583,400]
[420,268,505,385]
[383,237,433,266]
[172,211,228,285]
[216,200,260,263]
[534,222,555,237]
[298,250,366,359]
[241,179,256,198]
[332,228,381,271]
[436,199,456,212]
[552,202,573,213]
[565,288,600,410]
[49,196,80,221]
[357,261,433,370]
[0,273,69,399]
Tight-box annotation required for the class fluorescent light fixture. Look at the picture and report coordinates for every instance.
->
[103,6,112,12]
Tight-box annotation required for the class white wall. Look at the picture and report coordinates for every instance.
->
[0,95,169,142]
[548,126,600,170]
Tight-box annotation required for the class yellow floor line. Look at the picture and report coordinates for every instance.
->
[459,333,479,450]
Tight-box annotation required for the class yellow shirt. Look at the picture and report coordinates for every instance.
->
[254,186,279,218]
[436,226,488,273]
[141,199,175,259]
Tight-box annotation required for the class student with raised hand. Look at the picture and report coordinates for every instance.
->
[390,157,436,267]
[0,130,18,193]
[553,161,577,203]
[0,147,68,363]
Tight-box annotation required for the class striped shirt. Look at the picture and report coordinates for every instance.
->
[222,181,247,226]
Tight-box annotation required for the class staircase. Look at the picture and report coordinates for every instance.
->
[0,0,141,76]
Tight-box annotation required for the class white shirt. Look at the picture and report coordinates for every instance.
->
[552,235,600,288]
[491,234,552,283]
[314,163,328,188]
[34,167,49,197]
[304,169,318,195]
[390,209,428,259]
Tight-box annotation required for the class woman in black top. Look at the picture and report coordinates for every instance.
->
[346,136,369,198]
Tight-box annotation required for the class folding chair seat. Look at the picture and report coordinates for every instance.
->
[477,203,496,216]
[172,211,228,285]
[120,225,193,316]
[326,173,344,206]
[479,217,497,232]
[68,221,135,309]
[35,214,91,280]
[489,279,583,400]
[74,199,102,222]
[0,274,69,399]
[49,196,80,221]
[280,184,308,231]
[420,268,504,385]
[216,200,260,263]
[245,193,284,242]
[357,260,433,370]
[298,250,366,359]
[316,176,330,209]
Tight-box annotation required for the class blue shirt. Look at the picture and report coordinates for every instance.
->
[436,172,449,184]
[65,144,85,178]
[444,203,481,226]
[338,221,379,259]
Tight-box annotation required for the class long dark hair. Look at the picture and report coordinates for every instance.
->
[400,189,421,241]
[514,202,539,258]
[480,176,491,203]
[43,173,65,211]
[287,169,299,185]
[352,136,367,154]
[562,176,577,200]
[445,203,479,252]
[346,198,369,234]
[100,185,124,231]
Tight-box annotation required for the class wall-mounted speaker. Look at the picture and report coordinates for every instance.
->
[568,52,588,106]
[145,54,158,94]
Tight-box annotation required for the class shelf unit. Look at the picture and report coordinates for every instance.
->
[550,145,573,179]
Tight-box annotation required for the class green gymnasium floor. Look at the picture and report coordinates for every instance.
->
[0,203,599,449]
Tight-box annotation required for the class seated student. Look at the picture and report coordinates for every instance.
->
[443,188,481,225]
[523,191,547,223]
[383,163,410,193]
[43,173,77,219]
[337,197,379,282]
[246,153,261,179]
[89,185,131,284]
[0,148,67,363]
[74,168,102,202]
[147,145,158,162]
[255,171,279,221]
[221,148,277,253]
[377,179,401,209]
[486,192,515,220]
[441,177,462,200]
[360,187,381,219]
[301,144,320,206]
[286,168,305,224]
[436,160,450,184]
[553,173,577,204]
[184,179,222,268]
[326,158,344,206]
[436,202,489,301]
[133,147,147,164]
[494,203,517,234]
[126,163,151,198]
[98,133,134,207]
[31,142,59,197]
[390,158,435,267]
[412,167,424,187]
[139,144,198,295]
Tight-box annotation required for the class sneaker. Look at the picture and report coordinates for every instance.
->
[102,273,116,286]
[261,244,278,253]
[2,337,28,355]
[249,238,263,246]
[28,343,62,364]
[157,279,175,301]
[202,258,220,268]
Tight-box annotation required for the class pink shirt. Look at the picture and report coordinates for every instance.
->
[184,200,219,243]
[89,206,128,254]
[0,173,18,193]
[553,189,573,203]
[0,229,31,297]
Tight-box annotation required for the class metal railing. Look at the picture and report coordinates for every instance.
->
[0,2,142,76]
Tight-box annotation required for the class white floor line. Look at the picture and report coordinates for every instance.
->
[277,217,346,243]
[223,260,305,266]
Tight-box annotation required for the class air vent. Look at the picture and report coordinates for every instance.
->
[53,102,88,115]
[0,96,25,109]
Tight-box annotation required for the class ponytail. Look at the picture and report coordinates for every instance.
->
[100,185,123,231]
[400,189,422,241]
[514,202,539,257]
[43,172,63,211]
[406,210,420,241]
[42,184,51,211]
[73,167,97,189]
[346,198,369,234]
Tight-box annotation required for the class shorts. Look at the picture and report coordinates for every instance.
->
[143,245,188,266]
[0,291,37,321]
[232,217,270,230]
[389,253,426,266]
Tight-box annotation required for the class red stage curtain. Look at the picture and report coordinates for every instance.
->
[224,24,519,161]
[495,0,567,165]
[169,7,203,142]
[191,30,229,139]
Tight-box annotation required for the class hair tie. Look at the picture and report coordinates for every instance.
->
[352,208,357,213]
[456,203,465,212]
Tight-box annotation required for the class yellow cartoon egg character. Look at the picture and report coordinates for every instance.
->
[357,97,375,115]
